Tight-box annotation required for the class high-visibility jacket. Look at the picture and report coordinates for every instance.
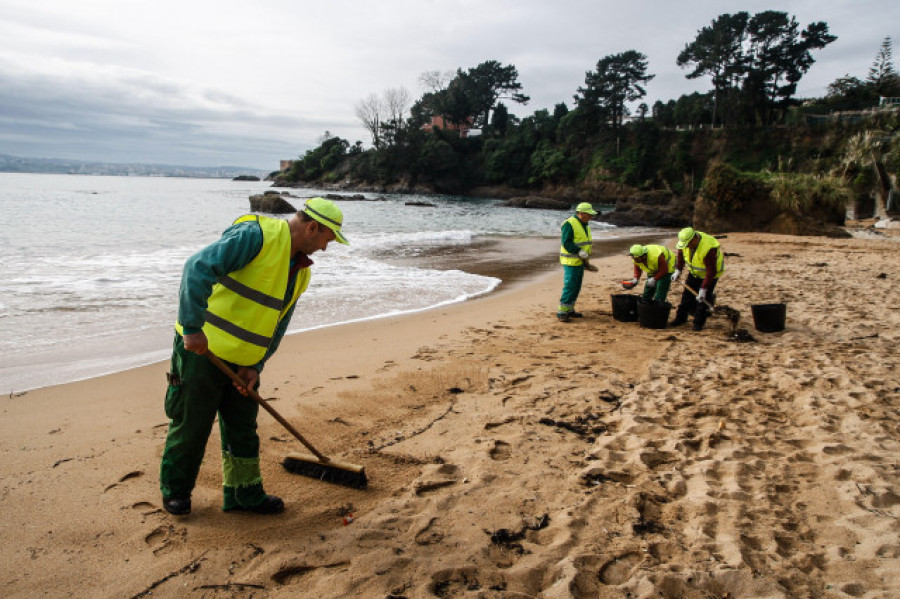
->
[176,215,309,366]
[559,216,592,266]
[682,232,724,279]
[635,245,675,277]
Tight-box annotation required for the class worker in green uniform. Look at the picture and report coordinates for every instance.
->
[557,202,598,322]
[623,244,674,303]
[159,197,348,516]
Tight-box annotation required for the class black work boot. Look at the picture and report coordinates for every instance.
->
[163,495,191,515]
[693,303,711,331]
[225,494,284,515]
[669,306,688,327]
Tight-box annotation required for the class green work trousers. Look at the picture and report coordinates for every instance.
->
[642,276,671,303]
[558,265,585,315]
[159,334,268,510]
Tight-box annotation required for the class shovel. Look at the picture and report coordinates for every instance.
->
[678,280,741,332]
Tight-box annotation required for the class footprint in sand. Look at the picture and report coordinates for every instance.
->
[144,523,187,555]
[414,517,445,545]
[103,470,144,492]
[489,440,511,461]
[430,567,502,595]
[598,551,643,585]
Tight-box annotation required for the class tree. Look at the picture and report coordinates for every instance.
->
[490,102,511,136]
[457,60,530,130]
[355,93,383,148]
[677,12,750,126]
[418,70,454,93]
[867,37,900,97]
[672,92,714,127]
[824,74,878,110]
[356,88,412,148]
[290,135,349,182]
[742,11,836,123]
[409,78,476,131]
[380,87,411,146]
[575,50,654,132]
[678,11,835,125]
[410,60,528,135]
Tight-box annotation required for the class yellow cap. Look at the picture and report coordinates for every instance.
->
[303,197,348,245]
[630,244,647,258]
[676,227,695,249]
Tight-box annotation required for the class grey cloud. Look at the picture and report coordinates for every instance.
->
[0,64,355,168]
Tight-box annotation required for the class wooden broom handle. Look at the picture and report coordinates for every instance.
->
[679,280,715,310]
[205,352,328,462]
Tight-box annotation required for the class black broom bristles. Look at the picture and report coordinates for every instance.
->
[282,452,368,489]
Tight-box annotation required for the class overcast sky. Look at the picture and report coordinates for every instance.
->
[1,0,897,170]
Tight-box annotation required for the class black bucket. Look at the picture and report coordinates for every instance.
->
[610,294,639,322]
[637,300,671,329]
[751,303,786,332]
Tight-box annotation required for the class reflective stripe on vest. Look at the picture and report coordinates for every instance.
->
[176,215,310,366]
[683,232,724,279]
[559,216,592,266]
[635,245,675,275]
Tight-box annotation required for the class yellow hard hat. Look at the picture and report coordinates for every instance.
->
[303,197,348,245]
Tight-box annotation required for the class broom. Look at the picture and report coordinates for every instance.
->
[206,352,367,489]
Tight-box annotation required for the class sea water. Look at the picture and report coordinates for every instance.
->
[0,173,647,392]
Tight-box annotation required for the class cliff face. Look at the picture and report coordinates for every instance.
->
[694,191,851,237]
[276,118,897,234]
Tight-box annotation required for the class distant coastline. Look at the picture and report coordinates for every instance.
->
[0,153,268,179]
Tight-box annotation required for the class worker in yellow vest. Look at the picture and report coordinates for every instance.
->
[670,227,725,331]
[160,198,348,517]
[557,202,598,322]
[623,244,675,303]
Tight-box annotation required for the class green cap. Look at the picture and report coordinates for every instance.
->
[575,202,597,215]
[676,227,695,249]
[630,244,647,258]
[304,197,348,245]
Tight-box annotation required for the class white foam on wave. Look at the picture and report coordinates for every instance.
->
[285,271,501,336]
[348,229,475,252]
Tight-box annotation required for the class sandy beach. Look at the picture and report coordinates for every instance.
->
[1,232,898,598]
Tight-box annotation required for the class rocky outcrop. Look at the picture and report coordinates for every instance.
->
[324,193,373,201]
[694,193,851,237]
[500,196,571,210]
[249,192,296,214]
[763,213,852,238]
[600,191,692,227]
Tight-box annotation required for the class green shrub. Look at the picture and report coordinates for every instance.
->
[769,173,851,215]
[699,162,769,214]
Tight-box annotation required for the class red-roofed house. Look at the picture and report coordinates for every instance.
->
[421,116,474,138]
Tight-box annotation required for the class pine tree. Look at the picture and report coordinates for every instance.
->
[867,37,900,97]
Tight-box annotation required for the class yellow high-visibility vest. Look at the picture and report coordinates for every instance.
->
[635,245,675,276]
[176,215,309,366]
[559,216,592,266]
[682,232,724,279]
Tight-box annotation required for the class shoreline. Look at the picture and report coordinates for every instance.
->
[0,232,898,596]
[7,230,660,395]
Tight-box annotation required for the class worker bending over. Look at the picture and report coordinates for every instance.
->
[670,227,724,331]
[624,244,674,304]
